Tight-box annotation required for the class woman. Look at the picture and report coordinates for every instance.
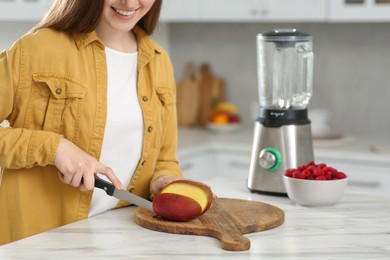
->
[0,0,184,245]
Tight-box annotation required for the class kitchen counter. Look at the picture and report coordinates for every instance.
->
[177,127,390,163]
[0,176,389,259]
[1,127,389,258]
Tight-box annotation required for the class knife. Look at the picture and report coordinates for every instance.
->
[94,176,154,212]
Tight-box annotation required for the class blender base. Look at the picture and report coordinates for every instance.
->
[247,186,288,197]
[247,120,314,195]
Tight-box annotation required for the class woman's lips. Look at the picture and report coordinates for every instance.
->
[111,6,137,17]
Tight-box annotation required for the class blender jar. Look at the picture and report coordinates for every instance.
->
[257,29,313,110]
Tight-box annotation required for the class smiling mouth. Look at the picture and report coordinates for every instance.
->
[113,7,136,16]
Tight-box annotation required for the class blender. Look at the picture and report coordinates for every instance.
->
[247,29,314,195]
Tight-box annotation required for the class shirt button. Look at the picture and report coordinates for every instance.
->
[148,126,153,132]
[55,88,62,95]
[142,96,148,102]
[129,188,135,193]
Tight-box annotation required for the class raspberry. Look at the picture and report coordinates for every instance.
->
[292,170,305,179]
[284,161,347,181]
[324,166,336,174]
[302,169,311,178]
[336,172,347,179]
[307,165,317,173]
[307,161,316,167]
[317,163,327,169]
[285,168,295,177]
[315,175,327,180]
[314,168,325,177]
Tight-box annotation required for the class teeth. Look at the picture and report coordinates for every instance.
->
[115,9,135,16]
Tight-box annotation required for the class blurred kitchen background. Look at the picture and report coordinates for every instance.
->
[1,0,389,136]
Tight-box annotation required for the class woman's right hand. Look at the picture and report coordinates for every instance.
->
[53,138,123,192]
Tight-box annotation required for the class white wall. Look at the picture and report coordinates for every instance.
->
[0,21,35,51]
[167,22,390,136]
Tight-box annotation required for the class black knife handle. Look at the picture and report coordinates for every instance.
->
[94,176,115,196]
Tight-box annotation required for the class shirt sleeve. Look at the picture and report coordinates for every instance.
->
[0,40,63,169]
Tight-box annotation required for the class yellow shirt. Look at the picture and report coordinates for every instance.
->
[0,26,182,245]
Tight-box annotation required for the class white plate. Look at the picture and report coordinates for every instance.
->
[206,123,242,133]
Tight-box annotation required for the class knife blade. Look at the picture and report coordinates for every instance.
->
[94,176,154,212]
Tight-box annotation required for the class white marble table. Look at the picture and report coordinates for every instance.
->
[1,176,389,259]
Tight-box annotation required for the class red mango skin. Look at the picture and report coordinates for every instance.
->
[153,193,203,221]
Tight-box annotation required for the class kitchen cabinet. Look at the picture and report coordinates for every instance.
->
[177,128,390,196]
[328,0,390,22]
[160,0,327,22]
[179,147,252,181]
[178,150,215,181]
[0,0,52,21]
[159,0,201,22]
[214,150,251,179]
[181,146,390,195]
[315,154,390,195]
[201,0,327,22]
[161,0,390,23]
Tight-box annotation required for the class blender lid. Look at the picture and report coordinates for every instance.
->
[258,29,312,42]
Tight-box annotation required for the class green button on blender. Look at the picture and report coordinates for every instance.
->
[258,147,282,172]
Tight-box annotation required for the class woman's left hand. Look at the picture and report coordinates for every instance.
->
[151,175,183,196]
[151,176,218,199]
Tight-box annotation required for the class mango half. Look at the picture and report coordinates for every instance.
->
[152,180,214,221]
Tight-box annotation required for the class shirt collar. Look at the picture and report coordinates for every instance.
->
[73,26,162,65]
[74,31,104,50]
[134,26,162,70]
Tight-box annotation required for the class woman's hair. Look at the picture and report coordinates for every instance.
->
[30,0,162,35]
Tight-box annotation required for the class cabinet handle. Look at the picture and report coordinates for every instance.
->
[251,9,269,16]
[348,179,381,188]
[180,163,193,171]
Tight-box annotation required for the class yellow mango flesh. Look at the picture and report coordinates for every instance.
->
[161,182,208,212]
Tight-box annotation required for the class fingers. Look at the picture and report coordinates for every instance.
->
[97,164,123,190]
[152,176,217,201]
[58,171,65,183]
[54,138,122,192]
[152,175,184,195]
[79,173,94,192]
[58,169,85,189]
[57,162,122,192]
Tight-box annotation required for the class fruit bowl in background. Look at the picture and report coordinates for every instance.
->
[207,102,242,133]
[283,162,348,206]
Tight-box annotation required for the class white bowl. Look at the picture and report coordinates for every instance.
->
[283,175,348,206]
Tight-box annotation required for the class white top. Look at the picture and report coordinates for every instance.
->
[89,47,144,217]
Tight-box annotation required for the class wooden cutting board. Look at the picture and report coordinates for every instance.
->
[135,198,284,251]
[197,63,225,126]
[176,63,200,126]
